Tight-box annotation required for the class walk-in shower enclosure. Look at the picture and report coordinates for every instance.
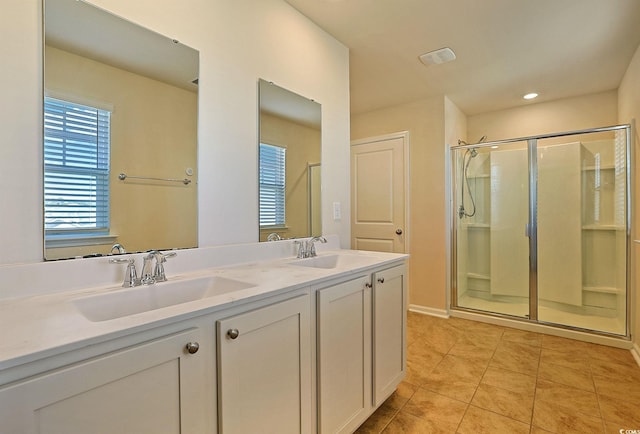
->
[451,125,631,337]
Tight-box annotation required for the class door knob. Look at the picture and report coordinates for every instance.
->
[185,342,200,354]
[395,229,403,235]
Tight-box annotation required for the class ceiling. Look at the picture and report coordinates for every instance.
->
[285,0,640,116]
[46,0,198,92]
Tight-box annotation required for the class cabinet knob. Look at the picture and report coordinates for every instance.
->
[185,342,200,354]
[227,329,240,340]
[377,277,385,284]
[365,282,373,289]
[395,229,403,235]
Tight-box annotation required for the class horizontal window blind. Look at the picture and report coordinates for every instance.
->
[259,143,286,227]
[44,97,111,234]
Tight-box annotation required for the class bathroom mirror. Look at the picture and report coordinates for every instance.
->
[258,79,321,241]
[44,0,199,260]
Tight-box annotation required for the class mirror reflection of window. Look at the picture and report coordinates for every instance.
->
[258,79,321,241]
[44,0,199,260]
[44,96,111,239]
[259,143,286,228]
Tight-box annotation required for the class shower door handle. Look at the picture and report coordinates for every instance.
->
[525,223,530,238]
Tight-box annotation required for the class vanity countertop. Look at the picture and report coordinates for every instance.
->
[0,249,407,372]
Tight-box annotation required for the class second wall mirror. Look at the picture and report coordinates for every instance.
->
[258,79,321,241]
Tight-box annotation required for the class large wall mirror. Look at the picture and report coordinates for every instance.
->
[44,0,199,260]
[258,79,321,241]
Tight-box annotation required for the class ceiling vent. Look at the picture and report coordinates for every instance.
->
[419,47,456,66]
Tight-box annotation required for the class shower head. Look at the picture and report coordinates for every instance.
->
[457,135,487,146]
[470,148,478,158]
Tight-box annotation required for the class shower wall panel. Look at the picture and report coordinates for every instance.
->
[489,149,528,298]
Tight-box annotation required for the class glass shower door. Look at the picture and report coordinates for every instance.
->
[454,140,530,318]
[536,130,628,335]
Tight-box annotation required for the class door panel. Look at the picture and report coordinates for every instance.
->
[351,134,406,253]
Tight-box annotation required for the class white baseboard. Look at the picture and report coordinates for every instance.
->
[408,304,450,319]
[632,342,640,368]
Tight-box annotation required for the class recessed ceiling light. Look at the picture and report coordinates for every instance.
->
[523,92,538,100]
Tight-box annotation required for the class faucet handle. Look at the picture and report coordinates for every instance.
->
[153,251,177,282]
[109,257,138,287]
[294,240,306,258]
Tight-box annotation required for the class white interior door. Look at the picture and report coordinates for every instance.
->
[351,133,407,253]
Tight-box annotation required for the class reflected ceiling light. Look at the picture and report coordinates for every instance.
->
[419,47,456,66]
[523,92,539,100]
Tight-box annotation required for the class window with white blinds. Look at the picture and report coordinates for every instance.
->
[44,97,111,236]
[259,143,286,227]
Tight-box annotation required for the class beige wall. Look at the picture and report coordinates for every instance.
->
[259,112,321,241]
[468,90,618,142]
[45,46,198,258]
[618,42,640,348]
[351,96,447,310]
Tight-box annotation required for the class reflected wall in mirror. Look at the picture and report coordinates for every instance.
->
[258,79,321,241]
[44,0,199,260]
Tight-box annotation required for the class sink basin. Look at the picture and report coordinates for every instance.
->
[289,254,374,270]
[73,276,255,322]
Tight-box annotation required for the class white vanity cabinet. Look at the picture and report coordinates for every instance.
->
[0,326,213,434]
[216,292,312,434]
[317,263,407,434]
[372,265,407,406]
[317,274,372,434]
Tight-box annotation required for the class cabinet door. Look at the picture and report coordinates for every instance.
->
[317,275,372,434]
[373,265,406,406]
[0,328,209,434]
[217,293,311,434]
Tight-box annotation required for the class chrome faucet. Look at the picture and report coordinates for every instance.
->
[110,250,177,287]
[295,236,327,258]
[141,250,177,284]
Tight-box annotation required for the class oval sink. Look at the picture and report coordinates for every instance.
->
[288,254,374,270]
[73,276,255,322]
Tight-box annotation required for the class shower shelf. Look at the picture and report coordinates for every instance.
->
[465,223,490,229]
[466,272,490,280]
[581,224,624,231]
[582,286,623,295]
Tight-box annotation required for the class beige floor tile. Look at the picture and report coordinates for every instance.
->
[490,341,540,376]
[416,326,461,354]
[603,419,640,434]
[538,360,595,392]
[355,402,397,434]
[540,347,591,373]
[381,410,458,434]
[480,366,537,396]
[462,330,503,349]
[589,357,640,383]
[470,382,533,423]
[599,394,640,428]
[501,328,543,347]
[422,355,487,402]
[405,348,444,387]
[535,379,600,417]
[401,388,467,429]
[383,381,418,411]
[532,399,604,434]
[447,338,496,363]
[530,427,555,434]
[593,374,640,404]
[588,344,637,367]
[541,334,593,353]
[457,405,530,434]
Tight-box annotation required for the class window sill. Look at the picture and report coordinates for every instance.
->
[45,234,118,249]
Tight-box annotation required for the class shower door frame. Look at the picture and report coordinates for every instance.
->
[449,124,632,339]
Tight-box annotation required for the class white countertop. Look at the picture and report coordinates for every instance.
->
[0,248,407,372]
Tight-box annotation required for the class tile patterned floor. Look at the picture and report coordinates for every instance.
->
[356,312,640,434]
